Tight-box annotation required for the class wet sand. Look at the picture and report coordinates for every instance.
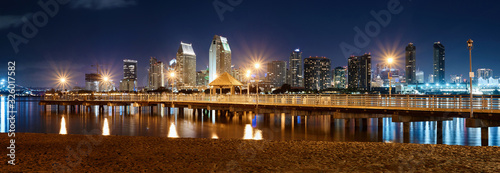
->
[2,133,499,172]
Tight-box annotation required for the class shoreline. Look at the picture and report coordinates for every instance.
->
[2,133,500,172]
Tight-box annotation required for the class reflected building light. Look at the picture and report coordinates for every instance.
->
[254,130,263,140]
[1,97,5,133]
[243,124,254,139]
[59,117,67,135]
[212,110,215,124]
[212,133,218,139]
[168,123,179,138]
[103,118,110,136]
[243,124,263,140]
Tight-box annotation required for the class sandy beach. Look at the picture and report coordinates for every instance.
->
[2,133,499,172]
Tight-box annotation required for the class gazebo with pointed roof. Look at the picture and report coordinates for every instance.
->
[209,72,243,95]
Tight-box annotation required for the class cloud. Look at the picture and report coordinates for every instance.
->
[70,0,137,10]
[0,14,31,30]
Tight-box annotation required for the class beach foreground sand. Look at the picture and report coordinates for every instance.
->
[2,133,499,172]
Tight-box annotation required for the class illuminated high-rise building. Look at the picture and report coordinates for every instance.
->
[433,42,445,84]
[148,57,165,90]
[333,66,347,89]
[119,59,138,91]
[209,35,231,83]
[289,49,303,87]
[405,43,416,84]
[348,54,372,91]
[304,57,331,91]
[177,42,197,86]
[267,61,287,88]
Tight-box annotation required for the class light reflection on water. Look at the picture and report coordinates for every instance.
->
[2,96,500,146]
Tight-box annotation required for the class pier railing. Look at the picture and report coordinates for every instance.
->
[42,94,500,111]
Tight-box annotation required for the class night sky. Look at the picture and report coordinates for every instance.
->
[1,0,499,88]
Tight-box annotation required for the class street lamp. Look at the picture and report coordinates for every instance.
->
[387,58,394,98]
[102,76,109,92]
[246,70,251,96]
[254,63,260,107]
[467,39,474,117]
[59,77,67,91]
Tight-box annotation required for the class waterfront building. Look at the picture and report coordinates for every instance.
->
[428,74,435,84]
[209,35,232,83]
[119,59,137,91]
[433,42,445,84]
[333,66,347,89]
[450,74,463,84]
[304,57,331,91]
[148,57,165,90]
[267,61,287,88]
[85,73,101,91]
[477,68,493,79]
[196,70,209,86]
[416,70,424,84]
[405,43,417,84]
[289,49,303,87]
[348,54,372,91]
[231,66,243,82]
[176,42,197,87]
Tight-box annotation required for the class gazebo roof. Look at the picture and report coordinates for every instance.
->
[209,72,243,86]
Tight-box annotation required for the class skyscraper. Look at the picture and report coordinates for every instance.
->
[123,59,138,80]
[209,35,231,83]
[119,59,138,91]
[405,43,416,84]
[289,49,303,87]
[333,66,347,89]
[348,54,372,91]
[267,61,287,88]
[433,42,445,84]
[148,57,165,90]
[477,68,493,79]
[304,57,331,91]
[177,42,197,86]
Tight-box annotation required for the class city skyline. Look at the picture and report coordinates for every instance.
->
[1,1,499,87]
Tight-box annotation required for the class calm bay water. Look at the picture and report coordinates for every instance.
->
[2,96,499,146]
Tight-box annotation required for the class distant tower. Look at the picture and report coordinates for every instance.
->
[304,57,331,91]
[267,61,287,88]
[177,42,197,87]
[209,35,232,83]
[289,49,303,87]
[405,43,416,84]
[348,54,372,91]
[119,59,137,91]
[148,57,165,90]
[433,42,445,84]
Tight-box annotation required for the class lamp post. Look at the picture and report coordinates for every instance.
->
[170,72,175,106]
[102,76,109,92]
[387,58,394,99]
[467,39,474,117]
[246,70,251,96]
[255,63,260,107]
[60,78,66,91]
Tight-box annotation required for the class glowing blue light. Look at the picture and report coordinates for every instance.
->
[426,84,429,86]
